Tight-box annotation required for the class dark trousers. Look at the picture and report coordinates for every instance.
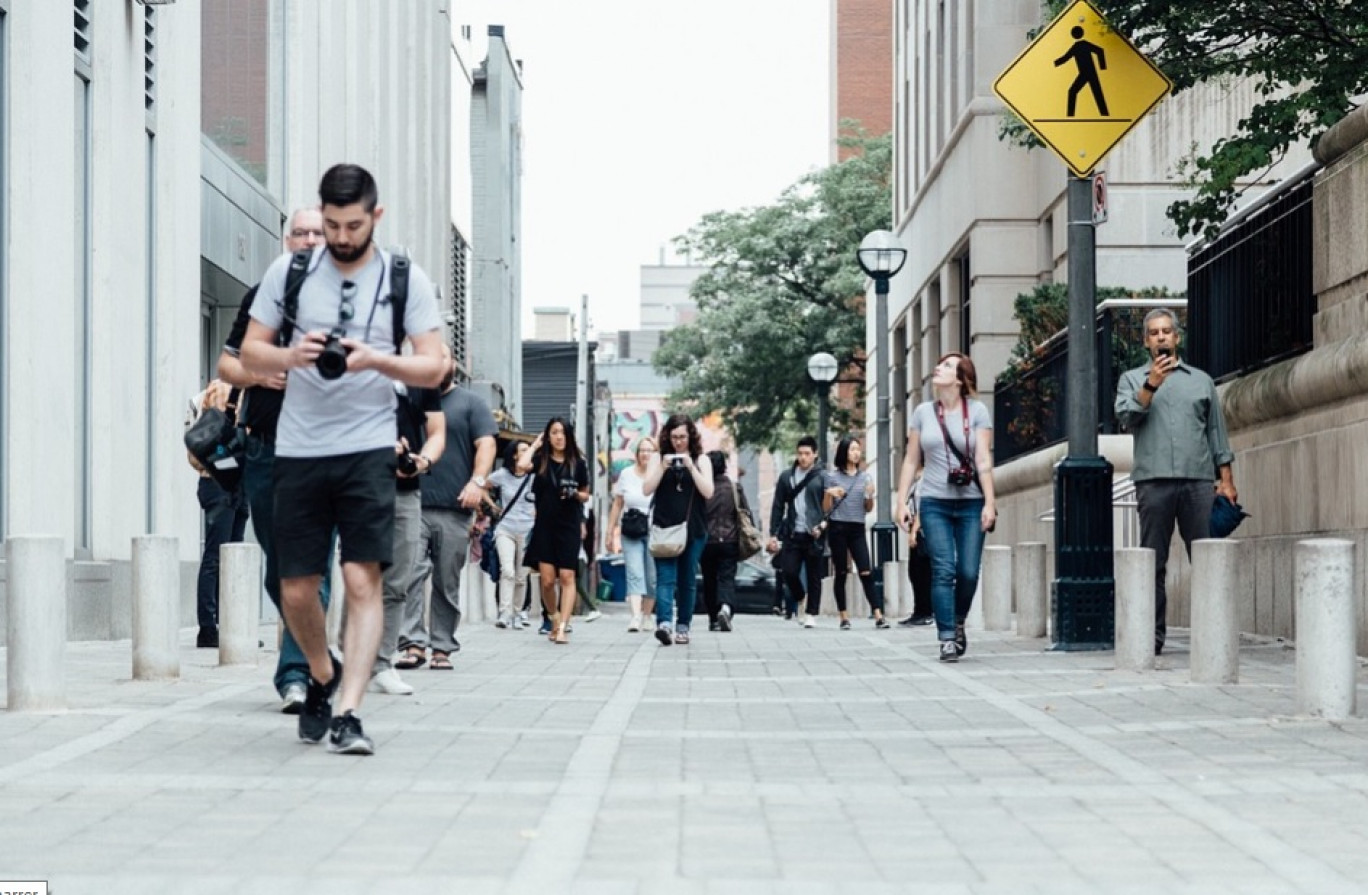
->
[195,476,249,630]
[908,532,933,618]
[700,541,739,623]
[780,536,826,616]
[827,521,879,613]
[1136,479,1213,650]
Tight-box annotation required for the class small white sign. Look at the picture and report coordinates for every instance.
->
[1092,171,1109,225]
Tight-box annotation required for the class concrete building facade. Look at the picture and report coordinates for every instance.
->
[469,25,524,423]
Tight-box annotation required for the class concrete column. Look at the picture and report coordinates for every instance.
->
[1013,542,1048,639]
[982,546,1012,631]
[1295,539,1358,720]
[1190,539,1242,684]
[1114,547,1156,671]
[6,536,67,711]
[131,535,181,681]
[882,561,905,619]
[219,543,262,666]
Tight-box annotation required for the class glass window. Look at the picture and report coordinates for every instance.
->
[0,3,7,540]
[201,0,270,184]
[74,73,92,554]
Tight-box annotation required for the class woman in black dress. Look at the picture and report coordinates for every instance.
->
[518,417,590,644]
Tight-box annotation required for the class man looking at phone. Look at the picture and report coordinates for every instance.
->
[1115,308,1237,655]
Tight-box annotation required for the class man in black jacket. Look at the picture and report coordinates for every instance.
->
[767,436,828,627]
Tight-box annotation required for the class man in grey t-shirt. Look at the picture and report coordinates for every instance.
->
[241,164,445,756]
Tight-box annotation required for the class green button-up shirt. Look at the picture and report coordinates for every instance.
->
[1115,360,1234,483]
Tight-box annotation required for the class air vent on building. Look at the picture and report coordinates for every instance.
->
[74,0,92,64]
[449,225,471,379]
[144,7,157,111]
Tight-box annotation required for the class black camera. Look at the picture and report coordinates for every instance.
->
[948,466,975,487]
[1157,347,1173,359]
[396,452,419,476]
[558,478,580,500]
[669,456,686,469]
[316,328,351,380]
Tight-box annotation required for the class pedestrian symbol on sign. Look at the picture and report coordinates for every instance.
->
[1053,26,1109,118]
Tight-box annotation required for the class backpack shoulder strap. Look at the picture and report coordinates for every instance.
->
[277,249,313,347]
[388,247,410,351]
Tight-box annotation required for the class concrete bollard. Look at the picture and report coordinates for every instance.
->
[219,543,262,666]
[981,546,1012,631]
[882,562,904,619]
[1114,547,1156,671]
[1189,539,1243,684]
[1295,539,1358,720]
[132,535,181,681]
[1013,542,1048,639]
[845,571,870,621]
[6,536,67,711]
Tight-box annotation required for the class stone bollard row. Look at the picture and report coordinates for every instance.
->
[6,536,67,712]
[219,542,262,666]
[1189,539,1244,685]
[882,561,905,620]
[981,546,1012,631]
[1114,547,1155,671]
[132,535,180,681]
[1295,539,1358,720]
[1013,542,1048,639]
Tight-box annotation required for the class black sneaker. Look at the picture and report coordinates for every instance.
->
[839,619,852,630]
[299,656,342,745]
[912,614,934,626]
[939,640,959,663]
[875,617,890,630]
[327,711,374,755]
[196,627,219,648]
[896,614,918,627]
[717,604,733,632]
[954,623,968,657]
[709,621,721,632]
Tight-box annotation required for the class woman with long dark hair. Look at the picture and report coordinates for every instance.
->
[518,417,590,644]
[641,414,714,645]
[895,353,997,662]
[822,435,887,629]
[701,450,747,631]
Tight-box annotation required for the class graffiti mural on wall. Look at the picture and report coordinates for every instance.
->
[604,399,729,482]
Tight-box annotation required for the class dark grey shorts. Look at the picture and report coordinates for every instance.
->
[274,447,396,578]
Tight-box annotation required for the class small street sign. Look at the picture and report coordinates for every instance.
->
[1092,171,1108,224]
[993,0,1173,178]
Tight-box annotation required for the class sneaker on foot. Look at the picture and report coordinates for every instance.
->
[675,625,691,645]
[718,605,733,632]
[585,609,602,622]
[954,623,968,657]
[369,668,414,696]
[279,682,306,715]
[627,614,643,632]
[496,611,511,629]
[803,615,817,629]
[875,617,890,630]
[539,617,552,635]
[518,610,530,626]
[939,640,959,663]
[299,657,342,744]
[655,623,674,646]
[839,619,852,631]
[327,711,375,755]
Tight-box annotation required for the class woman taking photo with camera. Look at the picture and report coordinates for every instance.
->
[607,437,658,632]
[895,353,997,662]
[519,417,590,644]
[642,414,714,645]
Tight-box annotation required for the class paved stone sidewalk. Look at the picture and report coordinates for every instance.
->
[1,605,1367,894]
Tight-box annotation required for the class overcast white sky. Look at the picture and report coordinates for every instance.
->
[463,1,832,338]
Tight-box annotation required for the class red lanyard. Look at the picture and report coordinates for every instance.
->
[934,398,971,468]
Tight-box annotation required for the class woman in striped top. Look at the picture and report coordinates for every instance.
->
[822,436,888,629]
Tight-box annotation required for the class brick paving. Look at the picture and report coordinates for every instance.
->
[1,605,1366,894]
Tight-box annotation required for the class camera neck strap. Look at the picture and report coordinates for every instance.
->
[488,473,530,536]
[935,398,974,472]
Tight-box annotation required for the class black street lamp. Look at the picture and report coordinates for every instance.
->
[807,351,838,466]
[857,230,908,608]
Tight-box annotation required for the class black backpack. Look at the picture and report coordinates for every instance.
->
[276,247,410,349]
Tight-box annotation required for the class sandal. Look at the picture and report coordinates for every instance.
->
[429,651,454,670]
[552,624,569,645]
[394,647,426,670]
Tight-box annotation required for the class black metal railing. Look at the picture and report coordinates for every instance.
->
[1187,171,1316,383]
[994,301,1184,466]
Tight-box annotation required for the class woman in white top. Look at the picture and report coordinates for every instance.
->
[895,352,998,663]
[607,437,658,632]
[488,441,536,629]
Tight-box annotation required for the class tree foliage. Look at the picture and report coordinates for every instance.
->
[653,129,892,450]
[1002,1,1368,238]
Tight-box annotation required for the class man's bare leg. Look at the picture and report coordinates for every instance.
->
[280,574,335,685]
[336,561,384,715]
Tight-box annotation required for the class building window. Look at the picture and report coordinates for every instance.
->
[201,1,270,185]
[957,253,971,356]
[0,1,7,539]
[449,225,470,378]
[74,71,93,554]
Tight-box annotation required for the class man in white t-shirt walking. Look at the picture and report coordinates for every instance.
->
[240,164,445,755]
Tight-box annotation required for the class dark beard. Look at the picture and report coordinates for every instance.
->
[327,232,372,264]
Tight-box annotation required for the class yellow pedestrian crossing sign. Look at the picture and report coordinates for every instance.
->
[993,0,1172,177]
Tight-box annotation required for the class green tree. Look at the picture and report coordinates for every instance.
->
[1002,1,1368,238]
[654,129,891,450]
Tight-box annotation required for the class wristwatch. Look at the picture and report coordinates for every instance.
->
[1142,380,1158,394]
[471,475,487,488]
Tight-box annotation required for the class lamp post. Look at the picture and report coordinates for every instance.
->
[857,230,908,609]
[807,351,838,466]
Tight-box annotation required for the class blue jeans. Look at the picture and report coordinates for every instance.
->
[242,434,332,694]
[919,497,986,640]
[653,534,706,630]
[195,477,249,630]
